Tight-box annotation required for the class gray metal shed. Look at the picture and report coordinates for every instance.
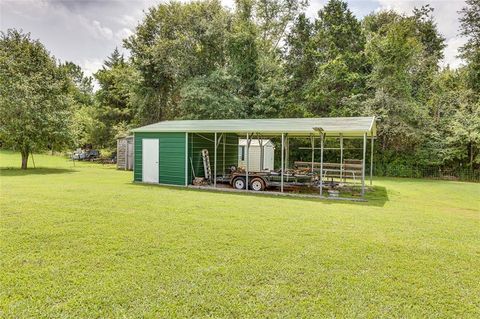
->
[117,136,134,170]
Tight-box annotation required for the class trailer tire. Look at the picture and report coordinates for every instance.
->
[250,177,265,191]
[232,177,246,190]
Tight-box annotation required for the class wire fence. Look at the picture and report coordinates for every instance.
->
[373,165,480,183]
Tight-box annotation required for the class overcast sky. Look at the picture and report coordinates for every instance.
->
[1,0,467,77]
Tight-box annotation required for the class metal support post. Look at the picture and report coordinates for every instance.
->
[340,134,343,182]
[320,133,324,197]
[281,133,284,193]
[370,137,374,186]
[361,133,367,196]
[185,132,188,186]
[246,133,250,190]
[259,136,264,171]
[214,132,217,187]
[285,136,289,171]
[310,134,315,174]
[223,133,226,177]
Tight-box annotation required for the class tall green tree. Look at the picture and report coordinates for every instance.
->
[362,7,450,174]
[60,61,96,150]
[363,12,427,152]
[306,0,367,116]
[124,0,230,124]
[444,0,480,168]
[255,0,307,52]
[446,100,480,167]
[0,29,73,169]
[430,69,480,168]
[246,0,307,118]
[61,61,94,106]
[459,0,480,93]
[283,13,315,117]
[93,49,139,148]
[410,6,445,104]
[228,0,260,116]
[178,69,244,119]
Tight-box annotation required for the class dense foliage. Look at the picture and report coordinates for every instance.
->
[0,30,74,169]
[1,0,478,173]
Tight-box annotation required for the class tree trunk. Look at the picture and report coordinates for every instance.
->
[21,151,29,170]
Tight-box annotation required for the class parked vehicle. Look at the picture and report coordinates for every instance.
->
[72,149,100,161]
[86,149,100,160]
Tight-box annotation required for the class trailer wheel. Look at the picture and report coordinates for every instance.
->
[233,177,246,190]
[250,178,265,191]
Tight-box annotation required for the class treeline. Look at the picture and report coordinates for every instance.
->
[0,0,479,172]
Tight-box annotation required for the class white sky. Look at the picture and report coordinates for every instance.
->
[1,0,467,77]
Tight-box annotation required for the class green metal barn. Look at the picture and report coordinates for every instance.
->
[131,131,238,186]
[131,117,377,198]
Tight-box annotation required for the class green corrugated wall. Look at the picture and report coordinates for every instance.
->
[188,133,238,180]
[134,132,238,186]
[134,132,186,185]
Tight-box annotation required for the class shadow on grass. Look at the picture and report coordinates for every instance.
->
[131,182,389,207]
[0,167,77,176]
[362,186,389,207]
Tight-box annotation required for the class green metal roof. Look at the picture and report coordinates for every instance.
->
[132,116,376,137]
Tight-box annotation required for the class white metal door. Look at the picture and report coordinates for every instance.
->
[263,146,274,170]
[142,139,159,183]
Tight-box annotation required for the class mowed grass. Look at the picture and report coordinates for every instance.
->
[0,150,479,318]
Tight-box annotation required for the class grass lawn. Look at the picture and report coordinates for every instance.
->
[1,150,479,318]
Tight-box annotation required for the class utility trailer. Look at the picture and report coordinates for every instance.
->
[226,159,363,192]
[228,170,317,191]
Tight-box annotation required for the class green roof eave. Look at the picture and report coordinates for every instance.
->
[131,116,377,137]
